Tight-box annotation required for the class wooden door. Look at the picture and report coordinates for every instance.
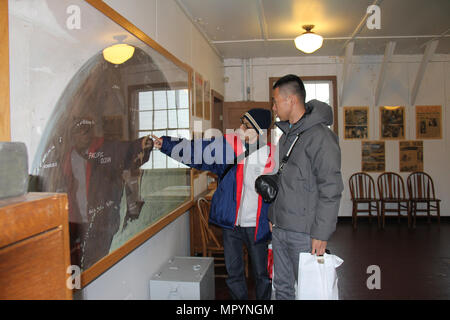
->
[223,101,271,132]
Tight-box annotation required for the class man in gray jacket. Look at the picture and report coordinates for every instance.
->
[269,74,343,300]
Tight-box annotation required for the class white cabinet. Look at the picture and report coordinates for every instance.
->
[149,256,215,300]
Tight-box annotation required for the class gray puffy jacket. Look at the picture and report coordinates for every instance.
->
[268,99,343,241]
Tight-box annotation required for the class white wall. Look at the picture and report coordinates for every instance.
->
[224,54,450,218]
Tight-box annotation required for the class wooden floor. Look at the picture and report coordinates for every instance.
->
[214,217,450,300]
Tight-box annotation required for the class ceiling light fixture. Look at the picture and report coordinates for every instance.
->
[103,43,135,65]
[294,25,323,54]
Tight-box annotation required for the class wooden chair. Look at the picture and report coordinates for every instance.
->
[349,172,380,229]
[407,172,441,227]
[196,197,248,278]
[377,172,411,228]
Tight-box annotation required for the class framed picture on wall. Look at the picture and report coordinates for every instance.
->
[380,106,405,140]
[362,141,385,172]
[399,141,423,172]
[195,72,204,118]
[416,105,442,139]
[204,80,211,121]
[343,107,369,139]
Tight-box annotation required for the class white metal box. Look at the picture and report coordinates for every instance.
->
[149,256,215,300]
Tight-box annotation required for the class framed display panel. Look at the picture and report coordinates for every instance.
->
[399,141,423,172]
[416,105,442,139]
[9,0,193,287]
[361,141,385,172]
[380,106,405,140]
[343,107,369,140]
[195,72,204,118]
[204,80,211,121]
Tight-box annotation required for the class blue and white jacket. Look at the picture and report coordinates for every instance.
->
[160,133,275,243]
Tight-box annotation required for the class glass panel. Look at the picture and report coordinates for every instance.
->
[167,90,176,108]
[17,0,192,274]
[168,110,178,128]
[139,111,153,130]
[139,91,153,111]
[178,109,189,128]
[154,91,167,110]
[178,129,191,140]
[152,151,166,169]
[178,89,189,109]
[154,110,167,129]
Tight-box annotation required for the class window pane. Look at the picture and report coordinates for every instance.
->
[178,89,189,109]
[304,83,316,101]
[152,130,167,138]
[139,91,153,111]
[154,110,167,129]
[138,131,151,138]
[167,90,176,108]
[139,111,153,130]
[168,110,178,128]
[154,91,167,110]
[178,129,190,140]
[316,83,330,104]
[178,109,189,128]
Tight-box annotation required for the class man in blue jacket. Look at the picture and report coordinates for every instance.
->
[152,108,274,300]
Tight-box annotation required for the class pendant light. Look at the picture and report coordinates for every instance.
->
[294,25,323,54]
[103,43,135,65]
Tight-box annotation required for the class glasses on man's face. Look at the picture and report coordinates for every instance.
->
[240,117,252,130]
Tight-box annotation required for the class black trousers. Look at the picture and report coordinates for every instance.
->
[222,226,271,300]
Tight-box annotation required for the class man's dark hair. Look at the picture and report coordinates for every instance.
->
[273,74,306,105]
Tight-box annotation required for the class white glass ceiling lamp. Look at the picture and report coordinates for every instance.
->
[103,43,135,65]
[294,25,323,54]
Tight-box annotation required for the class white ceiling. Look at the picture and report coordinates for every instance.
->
[176,0,450,59]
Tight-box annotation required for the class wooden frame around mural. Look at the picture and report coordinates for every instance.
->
[8,0,195,288]
[343,106,369,140]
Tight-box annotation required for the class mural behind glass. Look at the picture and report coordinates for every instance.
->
[10,0,191,276]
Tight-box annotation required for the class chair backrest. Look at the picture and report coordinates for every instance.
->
[349,172,377,200]
[377,172,406,200]
[196,197,222,256]
[407,171,436,200]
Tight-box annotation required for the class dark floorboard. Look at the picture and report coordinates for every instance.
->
[214,217,450,300]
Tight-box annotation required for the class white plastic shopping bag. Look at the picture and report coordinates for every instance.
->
[297,253,343,300]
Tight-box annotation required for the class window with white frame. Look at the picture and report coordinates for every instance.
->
[136,88,190,169]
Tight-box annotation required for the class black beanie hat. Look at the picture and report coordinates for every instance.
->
[243,108,272,135]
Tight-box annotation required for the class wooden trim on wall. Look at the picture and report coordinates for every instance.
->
[269,76,339,136]
[85,0,192,74]
[80,200,193,287]
[0,0,10,141]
